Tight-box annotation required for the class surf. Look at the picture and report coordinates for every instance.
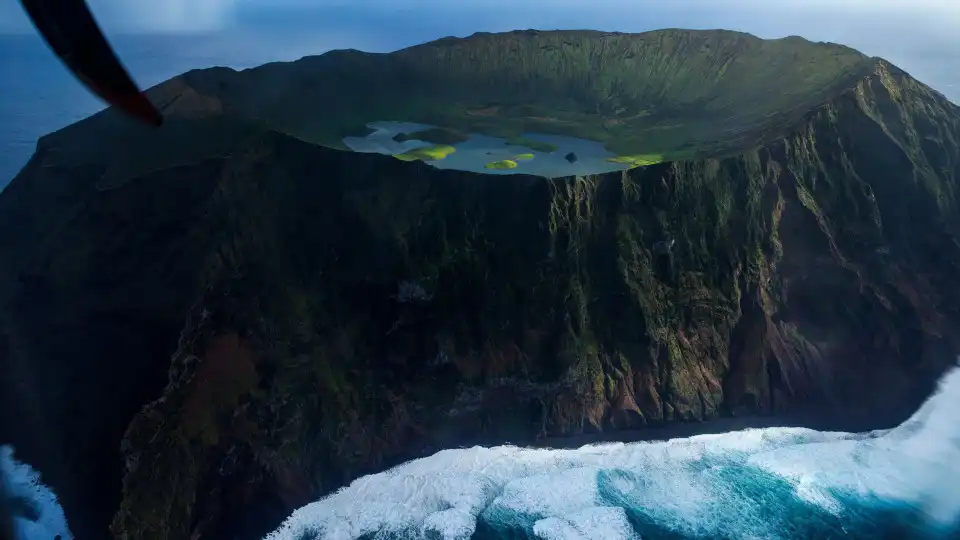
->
[262,364,960,540]
[4,365,960,539]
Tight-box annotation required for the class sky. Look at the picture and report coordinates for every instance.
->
[1,1,959,53]
[0,0,958,185]
[0,0,957,33]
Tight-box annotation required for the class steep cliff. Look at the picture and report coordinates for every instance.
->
[0,29,959,540]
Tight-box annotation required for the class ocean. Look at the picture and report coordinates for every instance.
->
[6,364,960,539]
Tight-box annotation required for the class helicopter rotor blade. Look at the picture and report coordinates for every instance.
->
[19,0,163,127]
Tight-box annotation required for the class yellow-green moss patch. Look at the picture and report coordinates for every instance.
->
[606,154,664,168]
[393,145,457,162]
[485,159,519,170]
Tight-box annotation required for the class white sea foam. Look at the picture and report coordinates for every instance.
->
[533,507,639,540]
[8,367,958,540]
[265,365,960,540]
[0,446,73,540]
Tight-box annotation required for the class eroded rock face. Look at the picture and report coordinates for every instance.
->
[0,59,958,540]
[116,65,960,539]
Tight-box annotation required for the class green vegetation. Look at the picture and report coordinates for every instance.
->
[513,153,535,161]
[485,159,518,169]
[607,154,664,168]
[246,29,873,159]
[393,127,469,145]
[32,29,880,176]
[506,137,559,152]
[392,145,456,162]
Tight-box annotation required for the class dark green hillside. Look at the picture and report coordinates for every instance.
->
[251,30,872,156]
[35,29,874,183]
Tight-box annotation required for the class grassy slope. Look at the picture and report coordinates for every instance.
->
[30,29,875,184]
[246,29,873,158]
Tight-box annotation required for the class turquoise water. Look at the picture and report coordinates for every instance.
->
[264,365,960,540]
[4,366,960,539]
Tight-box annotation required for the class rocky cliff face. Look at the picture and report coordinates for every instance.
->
[1,47,959,540]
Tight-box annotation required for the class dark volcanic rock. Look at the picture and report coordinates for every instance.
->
[653,238,675,255]
[0,33,959,540]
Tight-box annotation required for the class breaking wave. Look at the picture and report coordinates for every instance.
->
[265,365,960,540]
[0,446,73,540]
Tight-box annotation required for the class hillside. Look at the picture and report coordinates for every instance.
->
[31,29,876,183]
[0,28,959,540]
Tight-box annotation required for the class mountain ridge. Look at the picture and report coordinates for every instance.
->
[25,28,881,181]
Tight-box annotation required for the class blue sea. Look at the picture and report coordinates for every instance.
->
[6,364,960,540]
